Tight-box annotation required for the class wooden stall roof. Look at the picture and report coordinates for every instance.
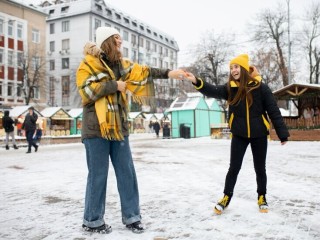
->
[273,83,320,100]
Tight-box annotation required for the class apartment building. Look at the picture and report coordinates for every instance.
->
[0,0,47,109]
[39,0,180,111]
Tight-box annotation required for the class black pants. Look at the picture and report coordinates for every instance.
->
[223,135,268,196]
[26,130,37,151]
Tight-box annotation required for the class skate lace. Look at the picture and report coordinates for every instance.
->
[258,195,267,206]
[219,195,229,207]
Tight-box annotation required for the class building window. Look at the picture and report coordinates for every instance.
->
[50,23,55,34]
[139,36,144,47]
[62,75,70,106]
[131,34,137,46]
[49,60,55,70]
[31,86,40,99]
[123,47,129,58]
[49,77,55,106]
[32,56,40,70]
[146,40,150,51]
[62,58,69,69]
[95,4,102,11]
[0,19,4,35]
[153,43,157,53]
[131,49,137,62]
[17,23,23,39]
[152,57,157,67]
[17,52,23,68]
[49,41,55,52]
[61,6,69,13]
[62,39,69,50]
[94,18,101,30]
[7,83,13,96]
[32,29,40,43]
[62,21,70,32]
[8,20,14,37]
[8,50,14,66]
[115,27,120,33]
[123,30,128,41]
[49,9,55,14]
[165,48,169,57]
[17,84,22,97]
[115,13,121,20]
[0,49,4,64]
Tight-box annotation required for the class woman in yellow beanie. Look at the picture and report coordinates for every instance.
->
[77,27,186,234]
[182,54,289,215]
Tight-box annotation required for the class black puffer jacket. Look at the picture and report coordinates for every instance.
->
[3,111,15,133]
[194,79,289,141]
[22,112,38,132]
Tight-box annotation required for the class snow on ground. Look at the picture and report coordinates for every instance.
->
[1,134,320,240]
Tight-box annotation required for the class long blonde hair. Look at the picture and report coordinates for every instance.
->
[227,66,261,107]
[100,35,122,63]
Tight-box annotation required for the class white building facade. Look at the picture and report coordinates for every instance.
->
[40,0,180,111]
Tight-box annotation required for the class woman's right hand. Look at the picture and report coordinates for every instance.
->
[117,81,127,92]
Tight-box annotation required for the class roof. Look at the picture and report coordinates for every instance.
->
[143,113,157,121]
[168,96,206,111]
[9,106,42,118]
[40,107,72,119]
[128,112,145,119]
[273,83,320,100]
[68,108,83,118]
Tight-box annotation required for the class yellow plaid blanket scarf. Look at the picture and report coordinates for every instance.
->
[77,54,155,140]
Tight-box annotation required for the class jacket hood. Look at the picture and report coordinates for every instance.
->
[4,110,9,116]
[83,42,101,57]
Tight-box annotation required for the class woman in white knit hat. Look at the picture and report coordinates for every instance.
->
[76,26,186,234]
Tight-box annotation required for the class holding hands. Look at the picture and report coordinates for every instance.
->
[168,69,197,84]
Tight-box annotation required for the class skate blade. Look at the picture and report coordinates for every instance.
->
[259,209,268,213]
[214,208,222,215]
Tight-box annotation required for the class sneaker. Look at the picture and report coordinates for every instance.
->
[82,224,112,234]
[214,194,232,215]
[126,221,145,234]
[258,195,269,213]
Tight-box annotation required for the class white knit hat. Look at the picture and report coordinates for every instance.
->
[95,27,120,48]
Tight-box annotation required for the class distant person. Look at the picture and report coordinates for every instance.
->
[3,110,18,150]
[153,121,161,138]
[34,123,43,146]
[181,54,289,214]
[16,116,23,136]
[22,106,38,153]
[76,27,187,234]
[303,107,313,128]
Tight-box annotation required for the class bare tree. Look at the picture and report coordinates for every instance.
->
[19,46,46,106]
[251,48,283,91]
[190,30,235,86]
[251,4,290,86]
[301,2,320,84]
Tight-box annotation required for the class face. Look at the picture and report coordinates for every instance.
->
[114,34,122,51]
[230,64,241,80]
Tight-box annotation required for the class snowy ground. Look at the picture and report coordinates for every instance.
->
[1,134,320,240]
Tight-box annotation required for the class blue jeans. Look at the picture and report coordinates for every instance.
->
[83,137,141,228]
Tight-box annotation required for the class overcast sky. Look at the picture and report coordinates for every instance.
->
[105,0,309,66]
[21,0,310,66]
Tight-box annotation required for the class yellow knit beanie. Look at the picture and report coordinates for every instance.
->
[230,54,249,72]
